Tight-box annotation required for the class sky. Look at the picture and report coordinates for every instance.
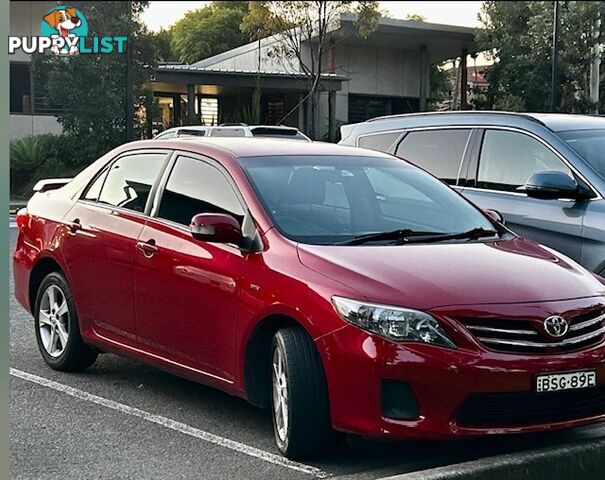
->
[141,1,483,32]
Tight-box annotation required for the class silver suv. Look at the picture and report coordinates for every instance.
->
[339,111,605,276]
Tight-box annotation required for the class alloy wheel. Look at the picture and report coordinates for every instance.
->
[38,284,70,358]
[272,344,289,443]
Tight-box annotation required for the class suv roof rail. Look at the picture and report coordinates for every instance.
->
[366,111,547,127]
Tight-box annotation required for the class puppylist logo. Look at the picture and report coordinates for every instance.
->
[9,6,127,56]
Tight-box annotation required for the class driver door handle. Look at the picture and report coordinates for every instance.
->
[137,239,159,257]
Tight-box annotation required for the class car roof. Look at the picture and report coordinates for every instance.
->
[356,111,605,133]
[141,137,387,159]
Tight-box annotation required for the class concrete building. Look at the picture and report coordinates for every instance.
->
[151,14,478,140]
[9,1,63,140]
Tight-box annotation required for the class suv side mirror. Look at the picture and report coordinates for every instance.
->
[516,171,581,200]
[483,209,504,225]
[190,213,243,246]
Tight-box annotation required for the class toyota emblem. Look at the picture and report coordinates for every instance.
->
[544,316,569,338]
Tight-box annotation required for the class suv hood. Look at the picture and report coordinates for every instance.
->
[298,237,605,310]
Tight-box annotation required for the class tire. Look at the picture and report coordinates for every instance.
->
[34,272,98,371]
[271,327,332,459]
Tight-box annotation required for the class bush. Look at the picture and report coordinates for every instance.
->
[10,134,79,199]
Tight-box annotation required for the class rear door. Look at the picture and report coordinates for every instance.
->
[462,128,585,261]
[393,128,474,187]
[61,151,168,346]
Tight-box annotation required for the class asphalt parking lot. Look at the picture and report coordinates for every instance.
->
[8,226,605,480]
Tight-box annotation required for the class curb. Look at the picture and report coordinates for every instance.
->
[377,437,605,480]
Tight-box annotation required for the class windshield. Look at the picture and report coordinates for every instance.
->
[239,155,495,245]
[558,129,605,179]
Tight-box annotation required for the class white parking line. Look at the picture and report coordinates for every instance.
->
[10,368,330,479]
[9,222,17,229]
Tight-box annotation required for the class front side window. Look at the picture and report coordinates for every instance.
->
[395,129,471,185]
[240,155,493,245]
[97,154,166,212]
[157,156,245,226]
[477,130,572,192]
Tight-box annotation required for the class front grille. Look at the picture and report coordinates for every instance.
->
[457,384,605,427]
[458,307,605,354]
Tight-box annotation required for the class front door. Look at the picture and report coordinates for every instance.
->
[61,152,167,346]
[463,129,585,261]
[134,154,248,380]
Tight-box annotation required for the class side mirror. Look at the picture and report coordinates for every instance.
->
[484,209,504,225]
[190,213,243,246]
[516,171,580,200]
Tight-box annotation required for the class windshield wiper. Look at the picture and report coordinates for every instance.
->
[397,227,499,245]
[335,229,446,246]
[335,227,499,246]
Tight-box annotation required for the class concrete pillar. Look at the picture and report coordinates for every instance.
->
[187,83,196,125]
[419,45,429,112]
[460,49,468,110]
[328,91,336,142]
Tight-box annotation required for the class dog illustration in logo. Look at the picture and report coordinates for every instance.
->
[43,7,82,54]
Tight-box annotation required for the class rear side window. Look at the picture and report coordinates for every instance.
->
[358,131,401,152]
[477,130,572,192]
[395,129,471,185]
[157,156,245,226]
[97,154,166,212]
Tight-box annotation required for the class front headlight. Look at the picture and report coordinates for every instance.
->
[331,296,456,348]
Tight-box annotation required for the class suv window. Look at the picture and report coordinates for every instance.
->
[157,156,245,226]
[97,154,165,212]
[358,132,401,151]
[395,129,471,185]
[477,130,572,192]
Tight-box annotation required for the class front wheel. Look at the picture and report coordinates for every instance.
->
[34,272,98,371]
[271,327,332,459]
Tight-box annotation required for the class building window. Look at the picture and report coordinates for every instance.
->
[348,95,420,124]
[10,63,31,113]
[262,96,285,125]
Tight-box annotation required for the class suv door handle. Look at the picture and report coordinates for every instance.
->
[137,239,159,257]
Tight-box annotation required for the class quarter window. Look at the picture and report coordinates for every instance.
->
[395,129,471,185]
[82,169,108,202]
[97,154,165,212]
[157,156,245,226]
[358,132,401,152]
[477,130,572,192]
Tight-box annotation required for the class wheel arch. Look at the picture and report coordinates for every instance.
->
[243,314,324,409]
[29,256,67,312]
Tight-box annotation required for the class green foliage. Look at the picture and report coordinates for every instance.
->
[31,1,157,165]
[477,1,605,112]
[147,28,176,62]
[10,135,77,199]
[171,2,249,64]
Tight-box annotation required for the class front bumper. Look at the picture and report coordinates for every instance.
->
[318,298,605,440]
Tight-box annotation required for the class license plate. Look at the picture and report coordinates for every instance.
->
[536,370,597,393]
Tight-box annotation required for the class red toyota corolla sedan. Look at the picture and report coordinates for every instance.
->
[13,138,605,458]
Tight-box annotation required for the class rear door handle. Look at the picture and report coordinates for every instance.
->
[137,239,159,257]
[66,218,81,233]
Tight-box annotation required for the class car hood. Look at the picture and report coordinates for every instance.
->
[297,237,605,310]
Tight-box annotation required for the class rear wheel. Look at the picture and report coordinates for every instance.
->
[34,272,97,371]
[271,327,332,459]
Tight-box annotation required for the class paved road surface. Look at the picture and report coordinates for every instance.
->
[8,228,605,479]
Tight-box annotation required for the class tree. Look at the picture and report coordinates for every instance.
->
[148,27,176,62]
[477,1,604,113]
[171,2,249,64]
[241,1,380,139]
[31,1,157,164]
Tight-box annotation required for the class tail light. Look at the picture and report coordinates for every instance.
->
[16,208,29,230]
